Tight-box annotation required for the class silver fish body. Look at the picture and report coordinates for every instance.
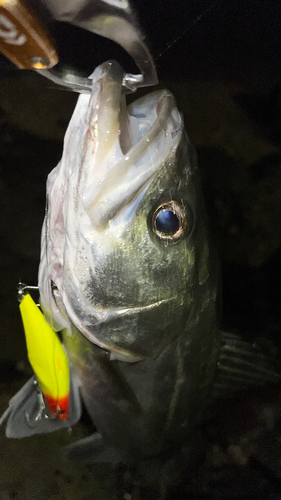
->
[34,61,278,461]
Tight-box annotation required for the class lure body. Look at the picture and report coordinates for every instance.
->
[19,293,69,419]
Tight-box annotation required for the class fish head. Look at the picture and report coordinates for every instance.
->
[39,61,218,361]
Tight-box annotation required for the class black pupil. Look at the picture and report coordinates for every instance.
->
[155,209,180,234]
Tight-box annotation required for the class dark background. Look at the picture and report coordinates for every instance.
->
[1,0,281,498]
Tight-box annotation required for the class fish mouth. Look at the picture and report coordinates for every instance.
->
[80,60,183,229]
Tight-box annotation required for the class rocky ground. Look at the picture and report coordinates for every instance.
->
[1,0,281,498]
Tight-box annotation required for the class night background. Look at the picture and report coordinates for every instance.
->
[1,0,281,498]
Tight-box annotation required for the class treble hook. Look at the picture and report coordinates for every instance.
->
[24,379,49,428]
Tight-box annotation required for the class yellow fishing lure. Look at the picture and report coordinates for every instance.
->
[19,294,70,420]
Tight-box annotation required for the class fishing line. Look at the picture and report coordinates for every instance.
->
[154,0,223,62]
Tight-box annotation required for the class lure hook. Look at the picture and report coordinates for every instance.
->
[25,380,49,428]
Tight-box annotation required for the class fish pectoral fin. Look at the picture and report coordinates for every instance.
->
[3,374,82,438]
[212,331,281,399]
[64,432,123,464]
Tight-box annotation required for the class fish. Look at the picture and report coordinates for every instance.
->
[1,60,279,463]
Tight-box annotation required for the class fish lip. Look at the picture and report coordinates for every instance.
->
[62,293,177,361]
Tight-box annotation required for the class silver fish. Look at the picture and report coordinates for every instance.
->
[2,61,279,462]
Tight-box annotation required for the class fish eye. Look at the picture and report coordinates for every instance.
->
[152,201,190,244]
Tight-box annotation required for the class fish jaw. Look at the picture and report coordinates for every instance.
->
[38,60,126,331]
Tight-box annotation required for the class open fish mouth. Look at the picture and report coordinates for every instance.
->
[77,60,183,230]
